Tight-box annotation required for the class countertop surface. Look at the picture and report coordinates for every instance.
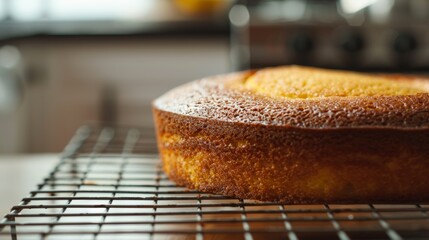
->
[0,154,58,218]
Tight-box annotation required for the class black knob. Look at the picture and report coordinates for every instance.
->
[289,33,314,54]
[340,32,364,53]
[393,33,417,53]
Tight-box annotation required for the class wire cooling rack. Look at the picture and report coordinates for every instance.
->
[1,126,429,240]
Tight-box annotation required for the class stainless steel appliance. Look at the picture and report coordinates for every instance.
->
[231,0,429,72]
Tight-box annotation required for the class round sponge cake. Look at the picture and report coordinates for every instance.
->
[153,66,429,203]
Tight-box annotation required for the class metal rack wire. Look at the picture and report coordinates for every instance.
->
[1,126,429,240]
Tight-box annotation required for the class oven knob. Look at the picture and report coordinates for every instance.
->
[289,33,314,54]
[393,33,417,53]
[340,33,364,53]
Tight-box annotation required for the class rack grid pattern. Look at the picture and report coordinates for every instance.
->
[1,126,429,240]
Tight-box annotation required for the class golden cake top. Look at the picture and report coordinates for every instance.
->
[243,66,428,99]
[154,66,429,128]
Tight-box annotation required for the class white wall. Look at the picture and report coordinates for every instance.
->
[2,36,230,152]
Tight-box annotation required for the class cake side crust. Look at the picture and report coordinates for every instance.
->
[153,108,429,203]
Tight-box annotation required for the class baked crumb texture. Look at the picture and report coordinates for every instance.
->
[153,66,429,203]
[244,65,427,99]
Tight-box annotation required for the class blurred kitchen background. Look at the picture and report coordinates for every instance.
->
[1,0,429,153]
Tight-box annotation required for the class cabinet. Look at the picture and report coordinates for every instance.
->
[1,35,230,152]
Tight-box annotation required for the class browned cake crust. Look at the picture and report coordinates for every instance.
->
[153,67,429,203]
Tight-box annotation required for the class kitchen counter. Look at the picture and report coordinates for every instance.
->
[0,154,58,217]
[0,19,229,42]
[0,0,230,42]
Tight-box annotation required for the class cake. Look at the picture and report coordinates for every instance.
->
[153,66,429,203]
